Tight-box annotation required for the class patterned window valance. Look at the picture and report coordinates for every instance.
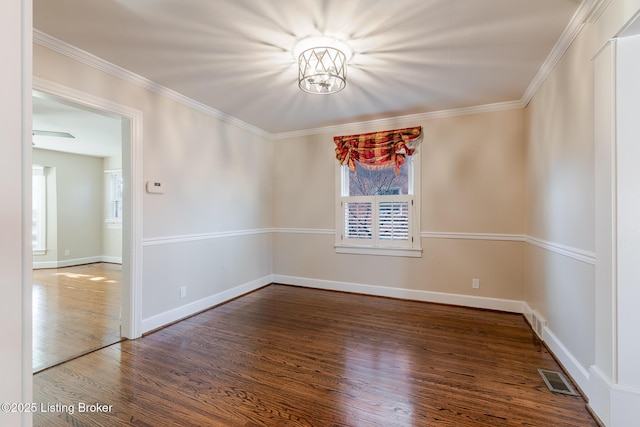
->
[334,126,422,174]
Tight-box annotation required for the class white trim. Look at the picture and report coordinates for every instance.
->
[272,227,334,235]
[141,275,271,334]
[141,228,596,267]
[542,324,591,394]
[587,374,640,427]
[33,77,144,339]
[143,228,272,246]
[521,0,597,106]
[334,245,422,258]
[589,366,613,426]
[272,101,523,140]
[587,0,614,24]
[525,236,596,265]
[421,231,525,241]
[32,255,122,269]
[610,383,640,427]
[33,30,270,140]
[272,274,527,314]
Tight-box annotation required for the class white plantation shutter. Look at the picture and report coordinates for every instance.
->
[341,195,413,248]
[345,201,373,239]
[378,200,409,240]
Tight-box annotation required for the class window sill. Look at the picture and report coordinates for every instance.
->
[334,244,422,258]
[105,221,122,230]
[33,249,46,256]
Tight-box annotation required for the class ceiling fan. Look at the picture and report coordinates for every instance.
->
[32,129,75,146]
[32,130,75,138]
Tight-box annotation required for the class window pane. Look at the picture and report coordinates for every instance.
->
[32,166,46,251]
[378,201,409,240]
[345,202,372,239]
[106,170,123,222]
[347,161,410,196]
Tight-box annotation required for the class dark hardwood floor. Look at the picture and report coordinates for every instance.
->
[33,263,122,372]
[33,284,598,426]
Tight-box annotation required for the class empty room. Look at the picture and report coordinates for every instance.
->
[3,0,640,426]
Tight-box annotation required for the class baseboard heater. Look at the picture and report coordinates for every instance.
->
[538,369,578,396]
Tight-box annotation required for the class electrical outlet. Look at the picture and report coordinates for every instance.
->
[64,249,70,257]
[180,286,187,298]
[472,278,480,289]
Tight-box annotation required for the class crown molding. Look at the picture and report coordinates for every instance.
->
[270,100,524,140]
[33,30,272,140]
[521,0,599,106]
[586,0,613,24]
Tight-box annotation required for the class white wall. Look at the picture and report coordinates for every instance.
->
[0,0,32,425]
[523,22,595,389]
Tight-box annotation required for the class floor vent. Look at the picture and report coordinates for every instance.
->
[538,369,578,396]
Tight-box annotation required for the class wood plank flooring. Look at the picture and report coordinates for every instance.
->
[33,284,598,426]
[33,263,122,372]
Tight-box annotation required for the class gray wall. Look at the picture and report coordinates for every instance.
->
[32,148,104,265]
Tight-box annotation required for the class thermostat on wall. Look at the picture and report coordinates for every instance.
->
[146,181,165,194]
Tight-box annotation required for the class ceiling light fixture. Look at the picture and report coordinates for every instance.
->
[294,37,352,95]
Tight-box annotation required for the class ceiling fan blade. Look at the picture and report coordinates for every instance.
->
[32,130,75,138]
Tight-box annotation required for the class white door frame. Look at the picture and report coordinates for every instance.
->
[33,77,143,339]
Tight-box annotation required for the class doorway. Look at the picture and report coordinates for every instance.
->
[32,90,124,371]
[31,80,143,371]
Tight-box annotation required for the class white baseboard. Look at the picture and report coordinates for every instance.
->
[521,304,591,400]
[542,327,590,393]
[588,365,640,427]
[140,275,271,334]
[33,255,120,269]
[272,274,526,313]
[610,384,640,427]
[588,366,612,426]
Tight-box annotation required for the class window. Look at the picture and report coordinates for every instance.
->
[32,165,46,254]
[336,157,421,257]
[105,169,123,225]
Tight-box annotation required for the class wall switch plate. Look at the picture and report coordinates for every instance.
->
[472,278,480,289]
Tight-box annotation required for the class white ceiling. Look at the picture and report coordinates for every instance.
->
[33,0,589,137]
[32,91,122,158]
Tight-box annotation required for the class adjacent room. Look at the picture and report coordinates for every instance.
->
[3,0,640,426]
[31,92,124,372]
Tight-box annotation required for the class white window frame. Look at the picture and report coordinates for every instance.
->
[32,165,47,255]
[105,169,123,228]
[335,154,422,257]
